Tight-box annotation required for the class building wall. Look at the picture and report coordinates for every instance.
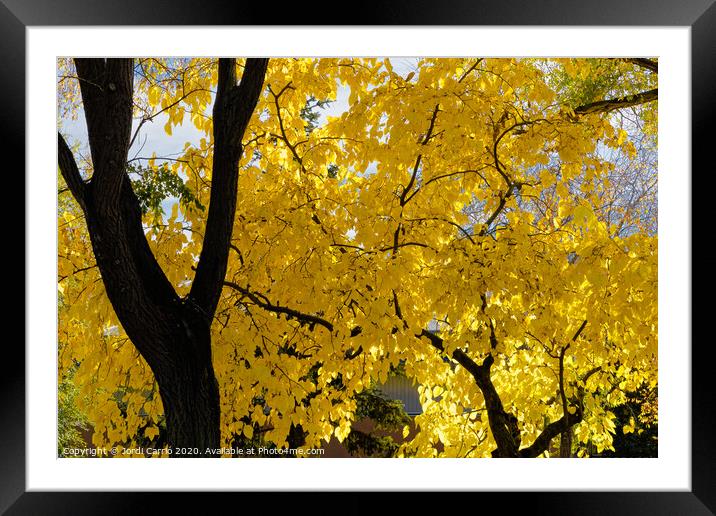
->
[377,375,422,416]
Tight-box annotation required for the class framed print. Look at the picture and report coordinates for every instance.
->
[7,0,713,513]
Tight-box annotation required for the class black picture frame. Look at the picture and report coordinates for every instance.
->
[7,1,712,513]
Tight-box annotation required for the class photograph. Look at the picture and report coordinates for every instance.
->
[56,56,659,460]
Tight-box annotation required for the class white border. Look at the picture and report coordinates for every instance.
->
[27,27,690,491]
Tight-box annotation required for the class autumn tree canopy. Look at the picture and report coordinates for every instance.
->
[57,57,658,458]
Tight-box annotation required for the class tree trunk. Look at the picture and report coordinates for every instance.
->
[154,315,221,455]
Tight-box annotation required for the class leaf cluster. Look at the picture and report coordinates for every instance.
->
[128,163,204,218]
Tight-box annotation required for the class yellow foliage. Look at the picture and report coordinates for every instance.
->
[58,57,658,457]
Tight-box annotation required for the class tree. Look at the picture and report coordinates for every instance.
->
[58,57,658,457]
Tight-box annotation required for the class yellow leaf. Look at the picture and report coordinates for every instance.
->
[556,182,569,199]
[617,129,627,146]
[623,417,635,434]
[145,425,159,440]
[148,85,161,107]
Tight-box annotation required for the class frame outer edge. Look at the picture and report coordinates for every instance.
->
[691,0,716,513]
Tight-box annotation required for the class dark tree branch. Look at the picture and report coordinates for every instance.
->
[581,365,602,383]
[492,120,533,186]
[190,58,269,319]
[480,191,512,235]
[531,320,589,457]
[558,345,570,415]
[401,104,441,206]
[518,407,583,458]
[420,166,492,190]
[57,263,97,282]
[481,293,498,350]
[621,58,658,74]
[478,119,545,237]
[571,319,588,342]
[418,329,483,380]
[224,281,365,360]
[558,320,587,456]
[268,82,306,173]
[380,241,430,252]
[457,58,484,83]
[74,58,134,208]
[418,328,520,457]
[229,243,245,266]
[117,178,180,308]
[391,286,524,456]
[57,132,87,212]
[558,344,572,457]
[404,216,476,244]
[574,88,658,116]
[223,281,333,332]
[419,310,589,457]
[391,104,441,257]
